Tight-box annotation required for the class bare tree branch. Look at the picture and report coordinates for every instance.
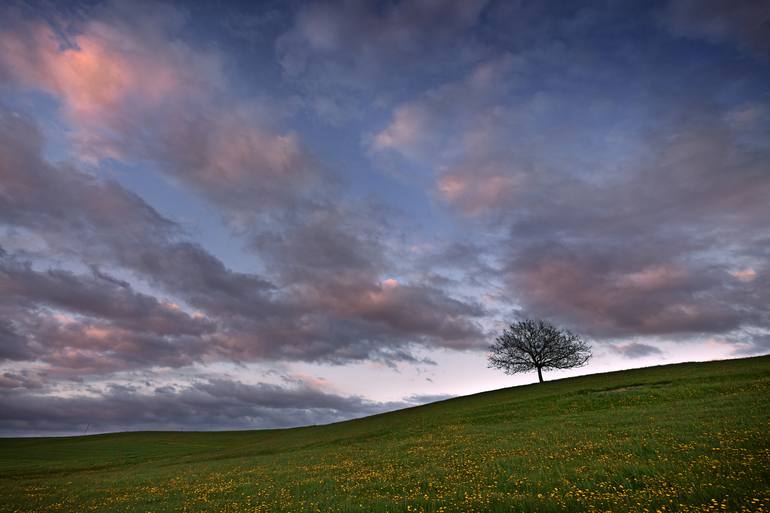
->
[487,319,591,383]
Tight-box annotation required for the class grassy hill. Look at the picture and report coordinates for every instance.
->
[1,355,768,512]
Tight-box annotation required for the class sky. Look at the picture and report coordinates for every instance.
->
[0,0,769,436]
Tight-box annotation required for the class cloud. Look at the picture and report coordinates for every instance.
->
[2,0,769,436]
[0,107,487,374]
[494,105,770,338]
[0,2,317,214]
[0,371,43,390]
[5,314,207,376]
[735,333,770,356]
[367,5,770,344]
[0,378,409,436]
[0,14,194,125]
[0,107,178,258]
[1,255,213,337]
[371,102,440,159]
[370,54,516,164]
[0,4,489,365]
[277,0,488,91]
[729,268,758,283]
[0,250,217,375]
[250,201,389,285]
[272,0,493,123]
[403,393,454,404]
[0,319,30,362]
[610,342,664,359]
[504,242,765,338]
[660,0,770,55]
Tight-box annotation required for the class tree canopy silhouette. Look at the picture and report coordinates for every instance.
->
[488,319,591,383]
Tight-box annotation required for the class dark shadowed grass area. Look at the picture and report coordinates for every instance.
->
[1,355,768,512]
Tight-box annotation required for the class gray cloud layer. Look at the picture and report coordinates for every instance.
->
[0,378,416,436]
[610,343,664,359]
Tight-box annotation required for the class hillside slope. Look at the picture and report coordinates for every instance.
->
[1,355,769,512]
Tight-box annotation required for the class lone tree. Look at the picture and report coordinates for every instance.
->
[488,319,591,383]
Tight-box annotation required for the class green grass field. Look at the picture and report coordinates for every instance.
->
[1,356,768,513]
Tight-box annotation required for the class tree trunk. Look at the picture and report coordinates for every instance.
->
[537,366,544,383]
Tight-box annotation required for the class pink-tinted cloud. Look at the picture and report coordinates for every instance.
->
[436,172,518,216]
[0,18,212,127]
[0,6,313,213]
[729,268,757,283]
[370,54,516,165]
[506,242,764,338]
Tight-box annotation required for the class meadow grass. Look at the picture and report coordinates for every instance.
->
[1,355,768,512]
